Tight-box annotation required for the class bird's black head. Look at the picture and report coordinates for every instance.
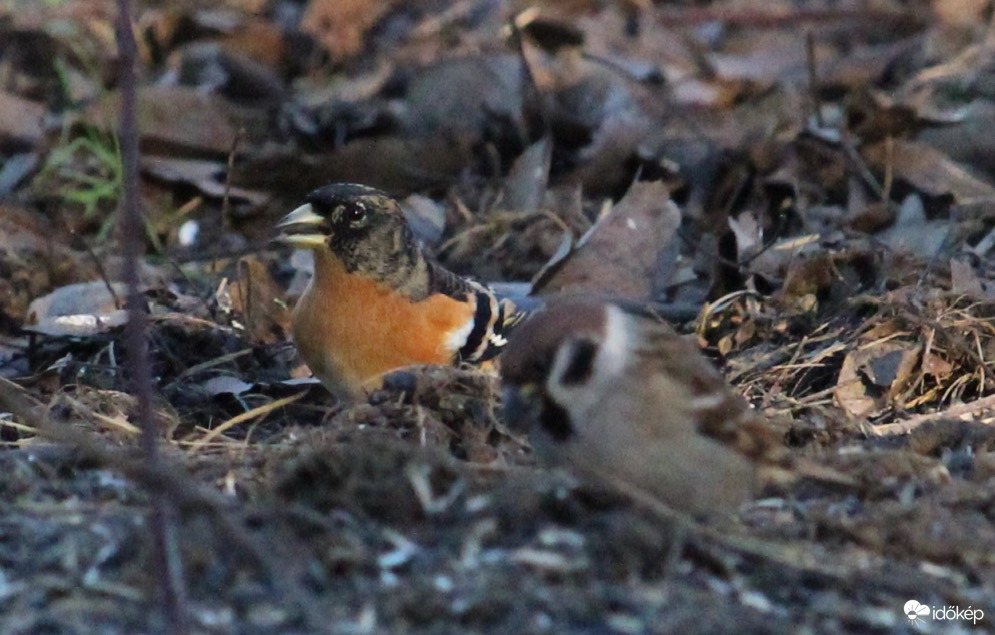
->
[276,183,419,280]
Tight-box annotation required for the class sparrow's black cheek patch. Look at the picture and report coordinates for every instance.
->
[541,400,574,441]
[559,338,597,386]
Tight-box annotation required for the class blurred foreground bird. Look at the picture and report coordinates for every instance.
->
[500,299,849,515]
[276,183,524,401]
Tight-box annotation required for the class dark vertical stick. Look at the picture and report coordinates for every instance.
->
[220,128,243,232]
[114,1,187,631]
[806,31,824,128]
[115,0,151,470]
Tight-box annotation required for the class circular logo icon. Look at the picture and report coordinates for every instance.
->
[905,600,929,622]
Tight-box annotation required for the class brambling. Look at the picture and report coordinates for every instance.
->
[276,183,522,401]
[500,299,848,515]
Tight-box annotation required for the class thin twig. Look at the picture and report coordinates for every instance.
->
[72,230,122,310]
[882,136,894,201]
[806,32,824,128]
[652,6,921,29]
[114,1,188,630]
[221,128,244,232]
[187,392,307,453]
[161,252,216,320]
[869,393,995,436]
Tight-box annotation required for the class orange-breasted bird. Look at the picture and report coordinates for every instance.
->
[276,183,522,401]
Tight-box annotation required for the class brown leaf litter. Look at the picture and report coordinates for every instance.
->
[4,0,995,632]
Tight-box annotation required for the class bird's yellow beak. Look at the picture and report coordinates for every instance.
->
[274,203,329,248]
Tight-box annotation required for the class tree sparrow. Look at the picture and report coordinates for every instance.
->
[500,299,845,515]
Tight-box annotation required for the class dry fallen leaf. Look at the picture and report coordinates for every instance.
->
[236,133,476,196]
[533,179,680,300]
[24,281,130,337]
[861,138,995,203]
[875,194,949,257]
[0,91,46,146]
[227,256,292,344]
[86,86,238,156]
[301,0,403,63]
[835,340,923,418]
[201,375,255,397]
[501,136,552,213]
[141,157,266,205]
[949,258,991,298]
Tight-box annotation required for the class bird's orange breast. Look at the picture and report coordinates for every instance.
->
[291,251,474,397]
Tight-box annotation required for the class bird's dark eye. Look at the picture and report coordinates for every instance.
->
[345,206,366,223]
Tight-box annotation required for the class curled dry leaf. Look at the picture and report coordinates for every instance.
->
[921,351,954,379]
[175,42,286,103]
[300,0,402,63]
[501,136,552,213]
[237,133,476,196]
[227,256,291,345]
[86,86,237,156]
[949,258,992,298]
[201,375,255,397]
[875,194,949,257]
[861,138,995,203]
[141,157,267,205]
[24,281,130,337]
[835,340,923,419]
[532,180,680,300]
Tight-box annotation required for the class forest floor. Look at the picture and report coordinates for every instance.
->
[1,0,995,632]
